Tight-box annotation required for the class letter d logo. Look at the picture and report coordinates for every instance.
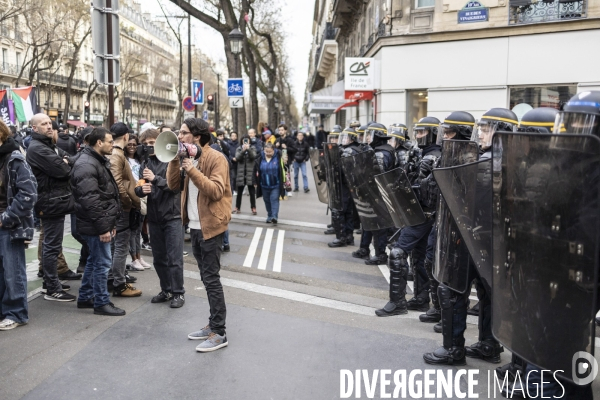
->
[572,351,598,385]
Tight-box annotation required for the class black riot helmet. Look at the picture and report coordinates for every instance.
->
[413,116,440,148]
[388,123,408,149]
[472,108,518,150]
[355,124,368,143]
[554,91,600,137]
[362,122,390,147]
[518,107,561,134]
[327,125,343,143]
[349,120,361,129]
[440,111,475,141]
[338,127,358,146]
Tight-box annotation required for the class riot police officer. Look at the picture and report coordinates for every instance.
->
[554,90,600,136]
[375,117,441,317]
[387,123,413,169]
[328,127,360,248]
[323,126,343,236]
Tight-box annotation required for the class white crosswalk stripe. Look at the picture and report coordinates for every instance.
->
[257,229,274,270]
[243,226,286,272]
[243,227,263,268]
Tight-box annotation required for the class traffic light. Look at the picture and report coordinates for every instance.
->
[207,93,215,112]
[84,100,90,122]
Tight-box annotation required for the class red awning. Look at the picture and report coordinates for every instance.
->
[333,101,358,114]
[67,120,87,128]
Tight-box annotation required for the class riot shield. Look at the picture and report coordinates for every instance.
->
[491,132,600,382]
[323,143,343,210]
[374,167,426,229]
[341,150,394,231]
[432,140,480,293]
[309,148,328,205]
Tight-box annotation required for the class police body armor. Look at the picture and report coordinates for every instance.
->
[491,132,600,383]
[323,143,343,210]
[341,149,395,231]
[430,140,479,294]
[309,148,329,205]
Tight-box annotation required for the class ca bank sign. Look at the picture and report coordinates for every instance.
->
[345,57,375,91]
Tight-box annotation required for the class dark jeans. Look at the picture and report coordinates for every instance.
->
[262,186,280,220]
[71,214,89,267]
[235,185,256,210]
[149,219,185,295]
[41,216,66,293]
[79,234,112,308]
[191,229,226,335]
[397,219,435,298]
[359,229,387,253]
[0,229,28,323]
[109,211,131,287]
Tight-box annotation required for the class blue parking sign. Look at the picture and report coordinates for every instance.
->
[227,78,244,97]
[191,80,204,104]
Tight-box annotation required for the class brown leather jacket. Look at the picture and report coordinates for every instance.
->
[109,146,140,212]
[167,143,231,240]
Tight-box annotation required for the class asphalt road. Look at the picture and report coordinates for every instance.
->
[2,166,598,400]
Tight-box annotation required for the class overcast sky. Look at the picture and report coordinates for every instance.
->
[142,0,316,112]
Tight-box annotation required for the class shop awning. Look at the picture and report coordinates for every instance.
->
[67,120,87,128]
[333,101,358,114]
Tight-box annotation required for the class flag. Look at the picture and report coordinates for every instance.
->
[8,99,14,124]
[11,86,38,123]
[0,90,10,126]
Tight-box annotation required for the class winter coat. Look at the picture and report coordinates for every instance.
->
[134,156,181,224]
[275,136,297,161]
[235,144,257,187]
[109,146,141,212]
[70,147,121,236]
[293,139,310,163]
[56,132,78,156]
[26,132,74,219]
[254,149,285,200]
[0,139,37,241]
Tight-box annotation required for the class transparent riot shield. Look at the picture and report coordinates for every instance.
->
[323,143,342,210]
[491,132,600,383]
[341,150,394,231]
[431,140,480,293]
[374,167,426,229]
[309,148,328,205]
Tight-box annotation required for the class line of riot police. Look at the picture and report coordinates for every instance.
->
[309,91,600,398]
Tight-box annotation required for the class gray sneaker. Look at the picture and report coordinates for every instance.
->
[195,332,228,352]
[187,325,212,340]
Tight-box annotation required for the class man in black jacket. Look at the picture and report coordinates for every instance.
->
[292,132,310,193]
[55,122,77,156]
[134,128,185,308]
[71,127,125,316]
[26,113,76,302]
[315,125,327,150]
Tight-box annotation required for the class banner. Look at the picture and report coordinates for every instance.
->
[10,86,38,123]
[0,90,10,126]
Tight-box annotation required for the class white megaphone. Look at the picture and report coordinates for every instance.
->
[154,130,199,162]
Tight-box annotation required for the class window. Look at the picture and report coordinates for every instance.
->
[2,48,6,70]
[509,85,577,120]
[416,0,435,7]
[15,52,21,70]
[406,90,428,136]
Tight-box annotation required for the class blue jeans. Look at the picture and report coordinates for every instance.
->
[0,229,28,323]
[79,234,112,308]
[293,161,308,190]
[223,230,229,246]
[262,186,280,220]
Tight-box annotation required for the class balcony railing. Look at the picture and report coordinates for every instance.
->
[123,90,176,106]
[509,0,586,25]
[313,22,338,69]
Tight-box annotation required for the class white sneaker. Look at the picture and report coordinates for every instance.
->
[0,318,26,331]
[131,259,145,271]
[139,258,151,269]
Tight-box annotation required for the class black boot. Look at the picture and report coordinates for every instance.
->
[375,248,409,317]
[466,339,504,363]
[433,323,442,333]
[467,302,479,316]
[365,253,387,265]
[324,227,335,235]
[352,248,370,259]
[495,354,526,381]
[407,295,430,312]
[328,237,347,248]
[420,258,440,320]
[345,234,355,246]
[419,307,441,323]
[423,339,466,366]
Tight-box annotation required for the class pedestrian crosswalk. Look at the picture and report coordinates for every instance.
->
[243,227,286,272]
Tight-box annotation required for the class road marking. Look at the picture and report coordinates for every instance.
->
[378,265,390,284]
[257,229,274,270]
[273,230,285,272]
[243,227,263,267]
[232,213,327,230]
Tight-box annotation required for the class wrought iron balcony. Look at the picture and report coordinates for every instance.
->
[509,0,586,25]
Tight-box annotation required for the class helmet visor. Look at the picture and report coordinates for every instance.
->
[362,130,375,145]
[339,132,355,146]
[387,134,405,149]
[327,134,339,144]
[390,126,407,140]
[471,121,497,150]
[553,112,599,136]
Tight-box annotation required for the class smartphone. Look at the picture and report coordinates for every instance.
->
[243,139,249,146]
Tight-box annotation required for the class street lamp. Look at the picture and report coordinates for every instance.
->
[229,26,244,132]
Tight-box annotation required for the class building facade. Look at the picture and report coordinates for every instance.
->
[306,0,600,133]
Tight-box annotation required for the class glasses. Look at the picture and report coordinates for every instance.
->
[179,129,192,135]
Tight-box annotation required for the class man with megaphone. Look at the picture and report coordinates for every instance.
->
[165,118,232,353]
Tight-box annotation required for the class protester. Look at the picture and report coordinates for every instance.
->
[125,134,149,271]
[262,129,276,146]
[108,122,142,297]
[26,114,76,302]
[228,131,239,195]
[71,127,125,316]
[293,131,310,193]
[55,122,77,156]
[0,121,37,330]
[315,124,328,149]
[247,128,262,152]
[167,118,231,352]
[255,143,285,224]
[233,134,257,215]
[305,130,315,148]
[135,128,186,307]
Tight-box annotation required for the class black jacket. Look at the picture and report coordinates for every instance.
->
[71,147,121,236]
[134,156,181,224]
[26,132,74,218]
[56,132,78,156]
[316,129,328,150]
[293,139,310,163]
